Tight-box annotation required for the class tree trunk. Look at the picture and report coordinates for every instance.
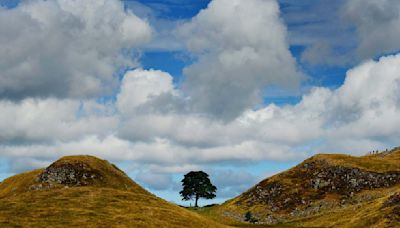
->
[195,194,199,207]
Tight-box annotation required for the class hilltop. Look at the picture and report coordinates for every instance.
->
[0,155,222,227]
[198,149,400,227]
[1,151,399,227]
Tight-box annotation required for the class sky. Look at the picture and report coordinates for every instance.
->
[1,0,400,206]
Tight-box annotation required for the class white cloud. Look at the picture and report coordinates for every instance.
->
[0,0,152,100]
[287,0,400,66]
[298,55,400,153]
[343,0,400,59]
[124,1,187,51]
[3,54,400,167]
[1,54,400,196]
[0,99,117,143]
[116,69,317,151]
[178,0,303,120]
[279,0,356,67]
[117,69,176,116]
[2,0,400,196]
[322,55,400,151]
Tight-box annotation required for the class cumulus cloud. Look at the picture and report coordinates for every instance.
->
[115,70,309,158]
[116,54,400,162]
[0,98,117,143]
[4,51,400,170]
[289,0,400,66]
[322,55,400,151]
[291,54,400,153]
[178,0,303,120]
[2,0,400,196]
[117,69,177,116]
[0,0,151,100]
[343,0,400,59]
[280,0,355,66]
[1,54,400,192]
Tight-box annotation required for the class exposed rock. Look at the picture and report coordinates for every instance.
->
[222,211,243,221]
[307,160,400,194]
[290,200,338,218]
[239,159,400,217]
[262,215,285,225]
[32,161,102,190]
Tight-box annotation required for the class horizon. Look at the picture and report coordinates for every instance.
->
[1,0,400,206]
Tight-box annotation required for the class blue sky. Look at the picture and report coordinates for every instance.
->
[1,0,400,206]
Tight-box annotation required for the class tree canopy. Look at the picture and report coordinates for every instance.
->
[179,171,217,207]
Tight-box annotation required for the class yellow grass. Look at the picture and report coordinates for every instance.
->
[0,155,225,227]
[289,186,400,227]
[1,151,399,227]
[309,149,400,173]
[205,149,400,227]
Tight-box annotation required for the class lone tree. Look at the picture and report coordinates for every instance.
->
[179,171,217,207]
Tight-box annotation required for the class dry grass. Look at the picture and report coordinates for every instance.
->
[288,186,400,227]
[0,155,225,227]
[0,155,148,198]
[309,149,400,173]
[0,187,225,227]
[0,169,43,198]
[189,205,297,228]
[1,152,399,227]
[205,149,400,227]
[189,205,247,227]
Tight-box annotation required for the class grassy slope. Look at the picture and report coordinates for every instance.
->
[288,186,400,228]
[0,187,223,227]
[308,150,400,173]
[1,152,399,227]
[0,155,148,198]
[189,206,249,227]
[196,149,400,227]
[0,156,224,227]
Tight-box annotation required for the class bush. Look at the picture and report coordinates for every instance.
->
[244,211,258,224]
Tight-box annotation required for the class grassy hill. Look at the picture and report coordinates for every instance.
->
[0,155,223,227]
[1,151,399,227]
[197,149,400,227]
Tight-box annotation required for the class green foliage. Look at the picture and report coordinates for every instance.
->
[244,211,258,224]
[244,211,252,221]
[179,171,217,207]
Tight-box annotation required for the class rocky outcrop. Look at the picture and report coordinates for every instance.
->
[239,160,400,214]
[307,160,400,194]
[242,182,303,212]
[35,161,102,188]
[221,150,400,226]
